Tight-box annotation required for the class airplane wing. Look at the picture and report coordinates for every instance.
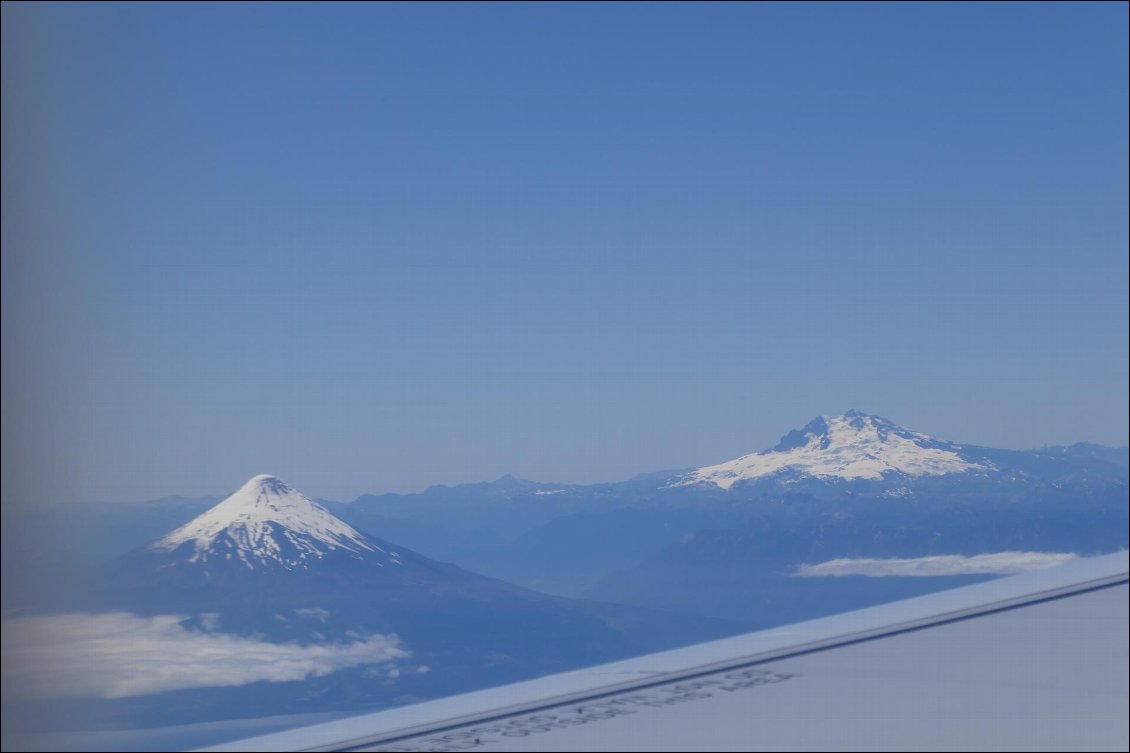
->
[204,551,1129,752]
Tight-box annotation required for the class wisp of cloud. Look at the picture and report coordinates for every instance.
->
[794,551,1079,578]
[1,612,409,699]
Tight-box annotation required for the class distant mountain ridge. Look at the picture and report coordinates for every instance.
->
[326,413,1126,603]
[7,413,1125,618]
[5,420,1125,735]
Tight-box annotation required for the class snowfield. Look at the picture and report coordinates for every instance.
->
[151,474,399,570]
[676,411,987,489]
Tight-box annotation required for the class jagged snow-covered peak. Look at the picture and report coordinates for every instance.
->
[678,411,986,490]
[151,474,398,570]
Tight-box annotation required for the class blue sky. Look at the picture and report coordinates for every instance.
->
[3,2,1127,504]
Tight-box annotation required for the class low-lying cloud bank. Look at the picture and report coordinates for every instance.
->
[1,612,408,699]
[794,551,1078,577]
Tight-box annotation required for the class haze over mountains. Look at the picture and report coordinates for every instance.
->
[333,412,1128,598]
[2,412,1126,744]
[7,412,1126,601]
[97,473,739,645]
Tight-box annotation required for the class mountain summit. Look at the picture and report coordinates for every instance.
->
[151,474,399,570]
[677,411,986,489]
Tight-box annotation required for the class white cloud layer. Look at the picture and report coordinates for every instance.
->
[794,551,1078,578]
[1,612,408,699]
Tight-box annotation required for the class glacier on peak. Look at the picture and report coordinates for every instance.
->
[150,474,397,570]
[676,411,987,490]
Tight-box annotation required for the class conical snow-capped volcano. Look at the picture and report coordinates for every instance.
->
[677,410,987,489]
[151,474,400,570]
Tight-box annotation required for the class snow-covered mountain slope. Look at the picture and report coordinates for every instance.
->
[87,476,743,698]
[676,411,987,490]
[151,474,401,570]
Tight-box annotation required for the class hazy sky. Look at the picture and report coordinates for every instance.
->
[3,3,1127,505]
